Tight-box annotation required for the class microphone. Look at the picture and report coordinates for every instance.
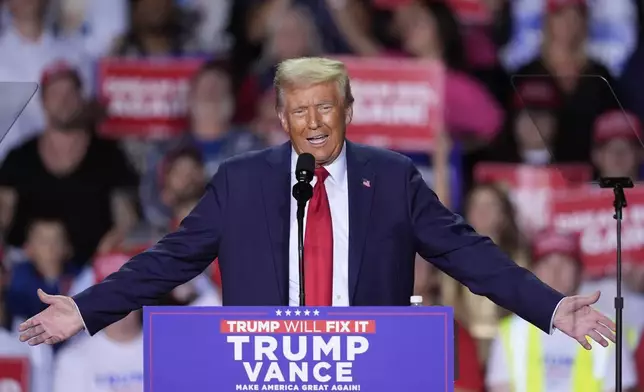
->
[292,153,315,307]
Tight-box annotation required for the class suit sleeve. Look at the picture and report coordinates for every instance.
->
[407,162,563,333]
[73,162,229,335]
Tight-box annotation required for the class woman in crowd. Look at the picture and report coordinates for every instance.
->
[514,0,618,163]
[139,60,264,230]
[236,4,323,123]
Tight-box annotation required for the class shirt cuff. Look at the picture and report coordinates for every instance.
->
[71,298,90,336]
[549,298,565,334]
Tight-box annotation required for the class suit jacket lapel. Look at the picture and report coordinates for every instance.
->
[261,142,292,305]
[346,141,374,304]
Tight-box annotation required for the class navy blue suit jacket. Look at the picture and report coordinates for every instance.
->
[74,141,564,335]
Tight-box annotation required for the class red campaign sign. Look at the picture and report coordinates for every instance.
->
[97,58,204,139]
[0,357,30,392]
[551,186,644,277]
[446,0,493,25]
[338,57,444,152]
[474,163,592,238]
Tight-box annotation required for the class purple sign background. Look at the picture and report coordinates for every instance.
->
[144,306,454,392]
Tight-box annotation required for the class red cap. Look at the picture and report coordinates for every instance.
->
[40,60,81,90]
[593,110,641,145]
[513,79,560,111]
[547,0,586,13]
[532,229,579,263]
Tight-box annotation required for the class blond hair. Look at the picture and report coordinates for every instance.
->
[273,57,354,109]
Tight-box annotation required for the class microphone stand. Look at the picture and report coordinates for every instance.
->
[293,180,312,307]
[599,176,633,392]
[296,201,306,306]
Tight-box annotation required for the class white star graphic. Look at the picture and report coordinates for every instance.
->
[294,310,301,316]
[313,309,320,316]
[285,310,292,316]
[275,309,282,316]
[303,310,311,316]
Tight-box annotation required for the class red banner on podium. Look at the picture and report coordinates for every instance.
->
[339,57,444,152]
[551,186,644,277]
[97,58,204,139]
[474,163,592,238]
[0,357,30,392]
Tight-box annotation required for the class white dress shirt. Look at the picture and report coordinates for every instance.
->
[288,144,349,306]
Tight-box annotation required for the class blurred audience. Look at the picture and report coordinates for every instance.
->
[442,182,529,351]
[110,0,200,57]
[0,0,93,161]
[488,78,561,164]
[414,257,484,392]
[514,0,618,163]
[486,230,638,392]
[140,60,264,229]
[391,0,504,148]
[0,261,53,392]
[0,61,138,265]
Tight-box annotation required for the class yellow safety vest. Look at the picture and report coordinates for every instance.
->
[499,315,609,392]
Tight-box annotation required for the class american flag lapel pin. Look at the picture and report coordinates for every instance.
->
[362,179,371,188]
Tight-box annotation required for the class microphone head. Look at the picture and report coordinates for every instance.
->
[295,153,315,183]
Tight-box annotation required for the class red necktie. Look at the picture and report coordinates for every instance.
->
[304,167,333,306]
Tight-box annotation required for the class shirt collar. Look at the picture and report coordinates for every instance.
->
[290,142,347,185]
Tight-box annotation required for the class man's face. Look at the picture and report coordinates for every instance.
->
[271,9,314,61]
[43,76,84,129]
[395,4,439,57]
[278,82,350,166]
[594,139,639,178]
[190,70,233,131]
[548,6,586,47]
[466,188,505,237]
[533,254,579,296]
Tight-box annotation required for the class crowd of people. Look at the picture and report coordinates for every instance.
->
[1,0,644,391]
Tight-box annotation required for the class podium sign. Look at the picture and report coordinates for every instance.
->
[144,306,454,391]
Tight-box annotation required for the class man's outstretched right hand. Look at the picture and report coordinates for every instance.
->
[18,289,84,346]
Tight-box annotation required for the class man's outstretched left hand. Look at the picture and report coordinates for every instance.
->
[554,291,616,350]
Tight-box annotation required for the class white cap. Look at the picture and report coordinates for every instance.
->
[410,295,423,304]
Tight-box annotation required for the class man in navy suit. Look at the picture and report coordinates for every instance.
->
[20,57,614,351]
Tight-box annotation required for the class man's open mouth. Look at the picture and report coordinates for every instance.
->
[307,135,328,145]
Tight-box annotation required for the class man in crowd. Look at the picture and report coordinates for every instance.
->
[140,60,264,229]
[0,0,93,161]
[19,58,615,359]
[0,260,53,392]
[0,61,139,264]
[486,230,638,392]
